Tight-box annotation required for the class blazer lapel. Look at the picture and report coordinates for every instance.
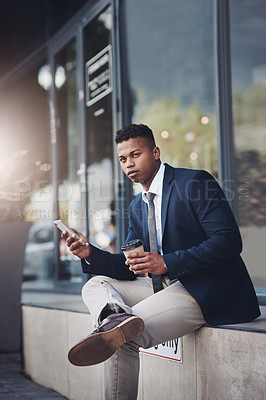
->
[161,164,174,240]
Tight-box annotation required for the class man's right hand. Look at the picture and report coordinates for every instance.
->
[62,228,91,261]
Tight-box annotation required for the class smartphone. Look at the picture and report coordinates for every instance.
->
[54,220,86,245]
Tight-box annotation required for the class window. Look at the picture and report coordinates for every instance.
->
[121,0,217,193]
[83,7,117,253]
[230,0,266,291]
[0,60,53,290]
[55,38,84,284]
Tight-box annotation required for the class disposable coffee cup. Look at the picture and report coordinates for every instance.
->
[121,239,148,277]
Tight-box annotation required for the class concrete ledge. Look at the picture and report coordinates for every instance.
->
[196,327,266,400]
[22,299,266,400]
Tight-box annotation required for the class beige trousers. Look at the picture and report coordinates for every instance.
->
[81,275,206,400]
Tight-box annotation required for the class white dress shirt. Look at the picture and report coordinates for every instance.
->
[142,163,165,254]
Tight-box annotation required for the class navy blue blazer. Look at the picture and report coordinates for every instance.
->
[82,164,260,325]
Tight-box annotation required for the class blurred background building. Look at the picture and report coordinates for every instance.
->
[0,0,265,301]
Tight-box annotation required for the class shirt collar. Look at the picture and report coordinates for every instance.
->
[142,163,165,202]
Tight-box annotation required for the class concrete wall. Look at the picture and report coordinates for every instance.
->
[0,221,31,352]
[22,306,266,400]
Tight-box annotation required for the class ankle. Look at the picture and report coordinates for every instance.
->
[100,306,125,322]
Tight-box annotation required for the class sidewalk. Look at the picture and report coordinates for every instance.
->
[0,353,67,400]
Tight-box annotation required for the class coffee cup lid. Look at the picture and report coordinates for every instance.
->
[121,239,143,251]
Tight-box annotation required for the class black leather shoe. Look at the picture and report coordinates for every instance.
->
[68,313,144,366]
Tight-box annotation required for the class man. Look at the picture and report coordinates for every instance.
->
[63,123,260,400]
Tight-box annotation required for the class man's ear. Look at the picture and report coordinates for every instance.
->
[153,146,160,160]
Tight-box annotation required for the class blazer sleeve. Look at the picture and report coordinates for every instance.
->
[163,170,243,280]
[81,244,136,280]
[81,204,139,280]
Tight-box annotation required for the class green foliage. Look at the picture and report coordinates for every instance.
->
[136,98,218,175]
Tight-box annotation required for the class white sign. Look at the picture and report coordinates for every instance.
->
[140,338,182,363]
[85,45,112,106]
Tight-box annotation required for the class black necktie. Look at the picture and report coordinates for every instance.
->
[146,192,164,292]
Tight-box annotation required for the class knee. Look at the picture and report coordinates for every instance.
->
[82,276,100,296]
[83,275,113,287]
[81,276,97,300]
[81,275,113,298]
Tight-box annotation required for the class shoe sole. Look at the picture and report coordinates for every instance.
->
[68,315,144,366]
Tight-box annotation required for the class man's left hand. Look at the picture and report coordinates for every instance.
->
[125,252,167,275]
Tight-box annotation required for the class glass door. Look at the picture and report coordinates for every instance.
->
[54,37,85,285]
[83,6,117,253]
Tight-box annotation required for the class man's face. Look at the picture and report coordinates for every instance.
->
[117,136,160,191]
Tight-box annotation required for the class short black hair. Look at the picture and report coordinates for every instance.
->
[115,123,156,149]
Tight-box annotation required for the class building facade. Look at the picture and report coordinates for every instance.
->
[0,0,265,300]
